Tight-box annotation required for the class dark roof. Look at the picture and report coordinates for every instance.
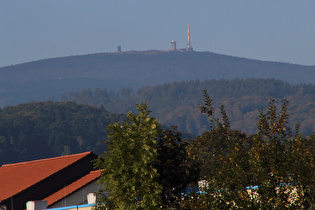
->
[44,169,101,206]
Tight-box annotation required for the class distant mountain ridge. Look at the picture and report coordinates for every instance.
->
[0,50,314,107]
[61,78,315,136]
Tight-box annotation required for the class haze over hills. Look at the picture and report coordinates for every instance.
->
[0,50,314,163]
[0,101,126,164]
[1,79,314,164]
[0,50,314,107]
[61,78,315,136]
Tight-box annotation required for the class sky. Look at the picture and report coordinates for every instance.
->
[1,0,315,67]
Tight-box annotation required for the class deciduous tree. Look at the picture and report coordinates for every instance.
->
[156,126,200,208]
[187,90,314,209]
[94,103,162,209]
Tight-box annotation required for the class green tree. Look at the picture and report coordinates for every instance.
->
[94,103,162,209]
[186,90,314,209]
[249,99,315,209]
[156,126,200,208]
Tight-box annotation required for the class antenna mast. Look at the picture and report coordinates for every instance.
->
[186,22,193,51]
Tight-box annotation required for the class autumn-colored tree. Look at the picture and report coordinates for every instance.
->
[250,99,315,209]
[186,90,314,209]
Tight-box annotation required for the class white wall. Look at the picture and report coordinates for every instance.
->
[49,180,107,208]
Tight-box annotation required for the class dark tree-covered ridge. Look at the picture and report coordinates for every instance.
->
[0,50,314,107]
[61,78,315,135]
[0,101,125,164]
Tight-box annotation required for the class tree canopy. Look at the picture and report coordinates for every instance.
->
[95,103,162,209]
[61,78,315,135]
[156,127,200,208]
[94,104,200,209]
[184,90,315,209]
[0,101,125,164]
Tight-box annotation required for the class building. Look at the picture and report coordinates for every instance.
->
[170,40,177,51]
[44,170,102,208]
[0,152,104,210]
[169,23,193,52]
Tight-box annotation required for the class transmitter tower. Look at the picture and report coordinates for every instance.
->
[186,22,193,51]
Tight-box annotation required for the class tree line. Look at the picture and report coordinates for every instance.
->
[0,101,125,164]
[61,78,315,135]
[94,91,315,209]
[0,89,313,208]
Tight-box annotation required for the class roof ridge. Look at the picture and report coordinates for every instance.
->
[2,151,92,167]
[44,168,102,206]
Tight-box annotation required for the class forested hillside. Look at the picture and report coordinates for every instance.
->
[1,51,314,107]
[61,78,315,135]
[0,102,125,164]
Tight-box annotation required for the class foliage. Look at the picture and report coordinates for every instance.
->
[2,51,314,108]
[61,78,315,135]
[156,126,200,208]
[193,128,250,182]
[94,103,162,209]
[250,99,315,209]
[186,90,314,209]
[94,105,201,209]
[0,101,125,164]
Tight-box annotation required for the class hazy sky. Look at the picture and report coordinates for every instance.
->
[1,0,315,67]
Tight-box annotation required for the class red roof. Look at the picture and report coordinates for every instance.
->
[44,169,101,206]
[0,152,93,201]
